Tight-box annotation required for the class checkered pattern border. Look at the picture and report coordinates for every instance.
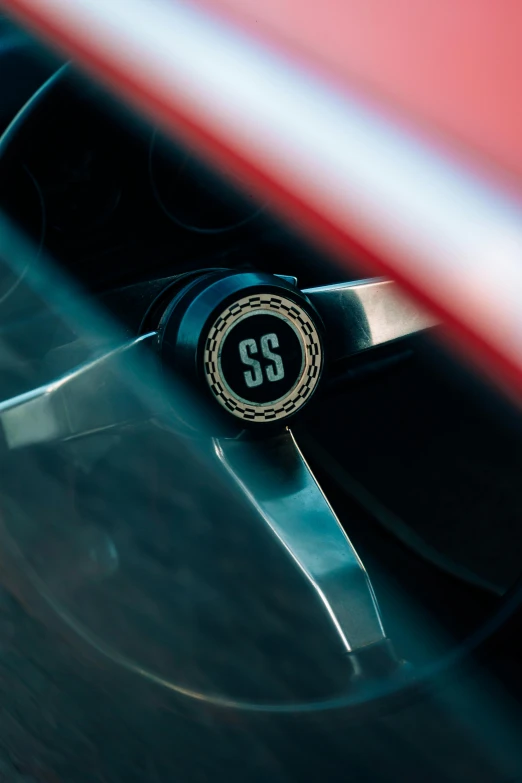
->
[203,293,323,422]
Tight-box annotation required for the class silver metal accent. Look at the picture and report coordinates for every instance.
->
[0,332,157,449]
[213,430,386,653]
[305,278,436,362]
[239,337,265,388]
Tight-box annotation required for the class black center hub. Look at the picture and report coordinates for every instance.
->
[157,271,324,426]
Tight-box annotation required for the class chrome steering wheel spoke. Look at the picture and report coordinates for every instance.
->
[305,278,436,363]
[213,429,392,664]
[0,332,158,449]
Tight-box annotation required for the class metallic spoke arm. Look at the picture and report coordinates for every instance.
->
[304,279,437,363]
[0,332,158,449]
[213,429,388,658]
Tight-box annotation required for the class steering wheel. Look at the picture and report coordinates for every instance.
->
[0,66,459,716]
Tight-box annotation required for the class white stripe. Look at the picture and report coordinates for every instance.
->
[11,0,522,368]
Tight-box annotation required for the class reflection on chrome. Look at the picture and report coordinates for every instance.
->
[213,431,387,654]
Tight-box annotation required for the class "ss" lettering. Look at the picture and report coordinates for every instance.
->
[239,333,285,388]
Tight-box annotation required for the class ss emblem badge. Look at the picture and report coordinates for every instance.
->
[203,291,322,422]
[239,333,285,388]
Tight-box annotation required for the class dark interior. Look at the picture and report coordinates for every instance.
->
[0,17,522,783]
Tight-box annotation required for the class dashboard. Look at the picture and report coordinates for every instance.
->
[0,66,351,303]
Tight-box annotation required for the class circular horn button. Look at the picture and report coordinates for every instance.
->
[203,293,323,422]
